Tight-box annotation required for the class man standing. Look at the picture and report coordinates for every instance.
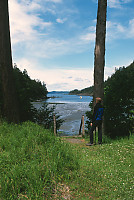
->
[86,97,104,146]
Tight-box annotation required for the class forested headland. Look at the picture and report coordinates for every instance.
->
[0,65,63,130]
[69,86,93,96]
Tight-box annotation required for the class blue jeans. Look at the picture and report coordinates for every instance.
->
[90,120,102,144]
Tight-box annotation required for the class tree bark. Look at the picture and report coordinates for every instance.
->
[0,0,20,123]
[94,0,107,105]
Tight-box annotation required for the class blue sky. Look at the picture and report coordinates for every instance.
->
[9,0,134,91]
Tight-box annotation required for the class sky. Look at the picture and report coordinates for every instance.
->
[8,0,134,91]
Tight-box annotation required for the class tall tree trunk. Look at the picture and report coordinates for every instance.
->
[94,0,107,105]
[0,0,20,123]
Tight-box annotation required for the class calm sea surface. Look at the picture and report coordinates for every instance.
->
[46,91,92,135]
[47,91,92,104]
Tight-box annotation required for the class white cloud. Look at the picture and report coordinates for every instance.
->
[9,0,52,44]
[108,0,133,8]
[108,0,122,8]
[106,19,134,41]
[92,0,133,8]
[104,66,115,80]
[56,18,67,24]
[8,0,94,59]
[81,33,95,42]
[16,58,121,91]
[16,58,93,91]
[128,19,134,38]
[46,0,62,3]
[8,0,134,91]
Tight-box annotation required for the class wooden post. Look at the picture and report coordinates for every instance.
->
[82,115,85,137]
[53,114,56,136]
[79,118,82,135]
[95,127,96,145]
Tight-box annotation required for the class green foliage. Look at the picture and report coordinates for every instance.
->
[0,121,133,199]
[0,122,79,199]
[0,65,63,131]
[104,63,134,138]
[35,103,64,130]
[86,62,134,138]
[69,89,80,95]
[13,65,48,122]
[69,86,93,96]
[0,64,48,122]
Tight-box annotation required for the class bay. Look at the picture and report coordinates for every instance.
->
[47,91,92,104]
[47,91,92,135]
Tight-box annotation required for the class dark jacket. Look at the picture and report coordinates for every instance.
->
[92,102,104,123]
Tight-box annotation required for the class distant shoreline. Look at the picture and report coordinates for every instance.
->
[73,93,92,96]
[32,101,65,105]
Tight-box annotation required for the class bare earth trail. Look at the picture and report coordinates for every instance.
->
[61,135,87,145]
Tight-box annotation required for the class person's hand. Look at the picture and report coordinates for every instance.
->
[90,123,92,127]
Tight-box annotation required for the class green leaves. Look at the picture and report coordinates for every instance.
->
[12,65,48,122]
[104,62,134,138]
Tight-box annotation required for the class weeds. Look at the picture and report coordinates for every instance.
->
[0,121,79,199]
[70,135,134,199]
[0,121,133,199]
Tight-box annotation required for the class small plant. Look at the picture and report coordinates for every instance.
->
[35,103,64,131]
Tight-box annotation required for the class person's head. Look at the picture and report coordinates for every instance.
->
[96,97,102,104]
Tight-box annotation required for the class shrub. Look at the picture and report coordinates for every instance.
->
[104,63,134,138]
[35,103,64,131]
[86,62,134,139]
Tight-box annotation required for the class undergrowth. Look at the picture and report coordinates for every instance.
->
[0,121,79,199]
[0,121,133,199]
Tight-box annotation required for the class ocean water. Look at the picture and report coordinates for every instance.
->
[47,91,92,135]
[47,91,92,104]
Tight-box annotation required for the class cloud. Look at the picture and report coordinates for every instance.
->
[106,19,134,41]
[16,58,121,91]
[16,58,93,91]
[92,0,133,8]
[128,19,134,38]
[108,0,133,8]
[9,0,95,59]
[56,18,67,24]
[81,33,95,42]
[8,0,134,92]
[46,0,62,3]
[9,0,52,44]
[104,66,115,80]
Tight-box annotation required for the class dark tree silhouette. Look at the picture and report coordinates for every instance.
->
[0,0,20,122]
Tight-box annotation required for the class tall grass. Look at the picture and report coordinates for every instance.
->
[0,122,79,199]
[0,121,133,199]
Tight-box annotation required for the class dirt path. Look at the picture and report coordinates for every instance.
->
[62,136,86,144]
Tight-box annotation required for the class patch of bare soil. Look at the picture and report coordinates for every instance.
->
[62,136,85,144]
[51,183,71,200]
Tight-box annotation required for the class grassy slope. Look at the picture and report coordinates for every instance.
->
[0,122,79,199]
[0,122,133,199]
[68,136,134,199]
